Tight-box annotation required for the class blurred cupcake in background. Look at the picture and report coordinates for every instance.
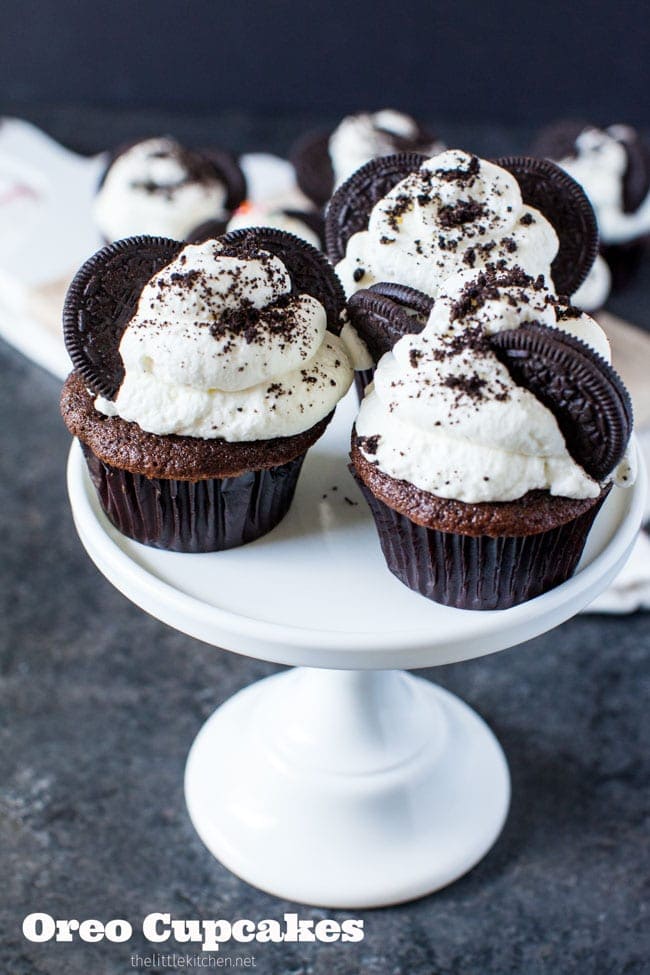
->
[94,136,246,242]
[291,109,444,207]
[350,266,635,610]
[188,201,324,249]
[532,121,650,292]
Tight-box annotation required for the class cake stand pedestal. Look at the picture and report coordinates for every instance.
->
[66,392,645,909]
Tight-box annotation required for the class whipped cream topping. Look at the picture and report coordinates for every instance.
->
[557,126,650,244]
[227,203,321,249]
[336,150,559,301]
[95,241,353,441]
[355,268,628,503]
[94,138,229,242]
[328,110,444,188]
[571,253,611,311]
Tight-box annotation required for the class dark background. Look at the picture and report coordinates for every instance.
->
[1,0,649,131]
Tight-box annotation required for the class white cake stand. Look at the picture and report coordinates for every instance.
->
[66,390,645,909]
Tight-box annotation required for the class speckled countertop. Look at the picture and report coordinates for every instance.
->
[1,111,649,975]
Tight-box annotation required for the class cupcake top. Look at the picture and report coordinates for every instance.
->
[329,110,444,189]
[534,123,650,245]
[355,267,634,504]
[335,150,559,298]
[92,239,352,441]
[226,202,323,250]
[94,137,245,242]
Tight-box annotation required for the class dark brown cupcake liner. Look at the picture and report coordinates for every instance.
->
[82,444,305,552]
[355,476,607,610]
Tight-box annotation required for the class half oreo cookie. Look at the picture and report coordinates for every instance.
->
[325,152,429,264]
[490,322,633,481]
[63,235,183,400]
[348,284,433,362]
[218,227,345,333]
[495,156,598,295]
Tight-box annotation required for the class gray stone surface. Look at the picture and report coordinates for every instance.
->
[1,113,649,974]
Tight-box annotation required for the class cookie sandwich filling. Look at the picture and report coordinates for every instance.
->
[355,268,635,504]
[95,240,353,440]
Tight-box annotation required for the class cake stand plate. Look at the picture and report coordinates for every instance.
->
[67,391,645,907]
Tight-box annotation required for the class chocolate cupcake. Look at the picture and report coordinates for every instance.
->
[291,110,444,208]
[188,202,325,251]
[94,137,246,243]
[532,121,650,292]
[350,267,635,609]
[328,148,598,393]
[61,230,353,552]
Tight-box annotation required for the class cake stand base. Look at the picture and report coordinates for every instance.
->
[185,667,510,908]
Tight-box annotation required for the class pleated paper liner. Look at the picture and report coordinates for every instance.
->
[82,444,306,553]
[355,477,609,610]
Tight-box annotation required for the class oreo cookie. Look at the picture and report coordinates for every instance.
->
[218,227,345,333]
[494,156,599,296]
[530,120,589,165]
[200,148,247,212]
[63,236,183,400]
[490,323,632,481]
[325,153,428,264]
[290,130,336,209]
[348,285,432,362]
[367,282,434,318]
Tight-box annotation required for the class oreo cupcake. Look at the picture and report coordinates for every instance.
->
[291,110,444,208]
[327,148,598,392]
[532,122,650,291]
[188,202,325,250]
[60,230,353,551]
[351,267,635,609]
[94,137,246,243]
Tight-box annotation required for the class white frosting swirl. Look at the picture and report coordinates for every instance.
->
[227,203,321,249]
[95,241,353,440]
[355,269,623,503]
[336,150,559,300]
[328,110,445,188]
[557,126,650,244]
[94,138,228,242]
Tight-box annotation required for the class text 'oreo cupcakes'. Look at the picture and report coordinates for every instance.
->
[350,267,635,610]
[327,148,598,393]
[94,136,246,243]
[61,230,353,552]
[532,121,650,293]
[291,109,444,208]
